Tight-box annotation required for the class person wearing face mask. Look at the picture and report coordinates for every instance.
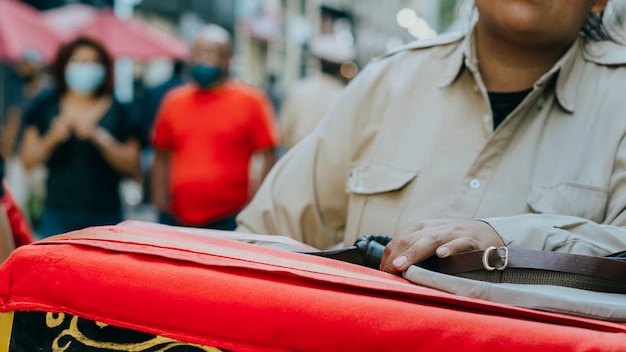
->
[151,24,279,231]
[20,36,143,238]
[237,0,626,265]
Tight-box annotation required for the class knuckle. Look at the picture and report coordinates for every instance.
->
[404,246,421,259]
[382,243,394,257]
[396,236,414,249]
[447,237,479,253]
[424,231,441,243]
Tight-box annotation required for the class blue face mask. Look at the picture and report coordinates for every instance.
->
[190,64,223,90]
[65,62,106,95]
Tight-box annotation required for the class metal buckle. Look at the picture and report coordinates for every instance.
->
[482,246,509,271]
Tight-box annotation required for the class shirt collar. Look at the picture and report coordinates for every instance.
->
[438,27,583,114]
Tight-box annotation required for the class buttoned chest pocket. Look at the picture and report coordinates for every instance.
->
[527,182,609,223]
[345,164,418,237]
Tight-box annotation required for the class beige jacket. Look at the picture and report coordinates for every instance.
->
[279,74,346,149]
[237,30,626,254]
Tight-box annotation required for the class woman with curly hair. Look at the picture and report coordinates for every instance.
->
[21,37,142,238]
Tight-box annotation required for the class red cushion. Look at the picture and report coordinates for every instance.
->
[0,223,625,351]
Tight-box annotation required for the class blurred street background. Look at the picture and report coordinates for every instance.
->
[0,0,468,234]
[3,0,468,102]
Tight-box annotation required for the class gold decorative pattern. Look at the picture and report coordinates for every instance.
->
[42,312,222,352]
[46,312,65,329]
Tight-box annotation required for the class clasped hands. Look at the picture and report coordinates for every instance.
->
[380,219,504,275]
[48,116,111,147]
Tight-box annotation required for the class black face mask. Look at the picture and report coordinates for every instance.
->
[189,64,223,89]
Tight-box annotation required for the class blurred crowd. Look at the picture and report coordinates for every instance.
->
[0,5,359,240]
[5,0,620,251]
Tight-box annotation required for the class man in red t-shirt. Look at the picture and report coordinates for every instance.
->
[151,25,279,230]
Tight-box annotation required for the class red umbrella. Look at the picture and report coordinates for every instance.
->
[70,10,188,60]
[0,0,63,63]
[42,3,99,37]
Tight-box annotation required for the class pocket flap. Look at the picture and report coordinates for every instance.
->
[527,182,608,222]
[346,164,417,195]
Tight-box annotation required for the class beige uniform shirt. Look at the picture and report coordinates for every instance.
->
[279,74,346,149]
[237,30,626,255]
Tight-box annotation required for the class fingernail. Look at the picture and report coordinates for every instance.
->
[392,256,408,268]
[436,247,450,258]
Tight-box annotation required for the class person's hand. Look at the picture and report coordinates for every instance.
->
[72,121,97,141]
[380,219,505,275]
[46,117,73,145]
[88,127,114,149]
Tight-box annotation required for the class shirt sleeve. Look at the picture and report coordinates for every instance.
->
[482,134,626,256]
[151,92,176,150]
[123,99,149,147]
[278,87,299,150]
[236,64,384,249]
[249,91,280,151]
[21,88,55,135]
[105,101,138,143]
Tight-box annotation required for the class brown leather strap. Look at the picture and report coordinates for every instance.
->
[421,248,626,284]
[44,229,626,292]
[307,247,366,266]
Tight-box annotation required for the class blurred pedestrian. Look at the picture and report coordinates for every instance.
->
[151,24,279,231]
[237,0,626,266]
[21,36,142,238]
[1,49,49,223]
[141,60,187,139]
[137,60,187,205]
[0,155,16,262]
[1,49,49,160]
[279,36,356,150]
[263,73,283,115]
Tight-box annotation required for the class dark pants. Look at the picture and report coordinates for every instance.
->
[38,207,122,239]
[158,212,238,231]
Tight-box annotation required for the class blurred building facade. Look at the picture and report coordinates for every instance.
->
[234,0,464,92]
[16,0,464,96]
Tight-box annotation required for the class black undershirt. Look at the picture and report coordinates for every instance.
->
[488,89,532,130]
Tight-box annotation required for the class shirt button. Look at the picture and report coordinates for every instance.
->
[483,115,490,123]
[469,179,481,189]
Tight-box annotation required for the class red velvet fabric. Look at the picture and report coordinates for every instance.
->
[0,223,625,351]
[1,182,34,248]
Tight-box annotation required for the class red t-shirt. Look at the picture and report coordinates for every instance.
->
[152,82,279,225]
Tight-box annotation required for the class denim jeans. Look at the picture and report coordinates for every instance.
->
[158,212,237,231]
[38,207,122,239]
